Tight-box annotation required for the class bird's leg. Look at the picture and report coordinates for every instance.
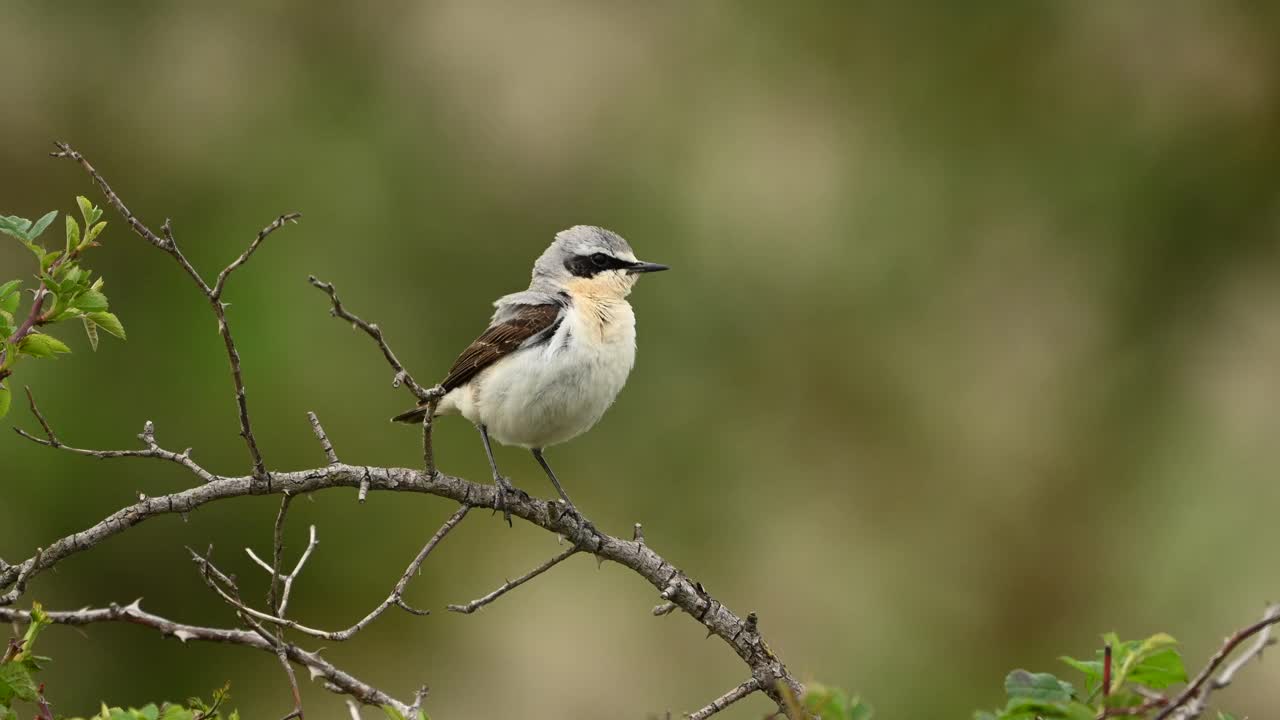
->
[478,424,515,526]
[531,448,575,508]
[531,448,594,532]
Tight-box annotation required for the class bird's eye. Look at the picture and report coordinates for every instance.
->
[591,253,610,267]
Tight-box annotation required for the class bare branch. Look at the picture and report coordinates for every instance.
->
[0,600,419,715]
[307,276,437,403]
[1158,603,1280,720]
[267,493,295,611]
[307,411,339,465]
[190,507,468,641]
[51,142,286,479]
[421,397,440,477]
[276,642,305,720]
[276,524,319,618]
[212,212,302,300]
[14,414,219,484]
[22,386,58,446]
[447,546,578,614]
[0,459,804,709]
[687,678,761,720]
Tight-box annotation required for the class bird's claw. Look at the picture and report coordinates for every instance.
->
[492,476,518,527]
[556,500,597,538]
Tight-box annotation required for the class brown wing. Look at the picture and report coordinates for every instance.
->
[439,303,563,393]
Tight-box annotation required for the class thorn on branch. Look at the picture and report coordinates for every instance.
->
[634,523,645,544]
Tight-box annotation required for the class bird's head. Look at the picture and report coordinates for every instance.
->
[531,225,668,299]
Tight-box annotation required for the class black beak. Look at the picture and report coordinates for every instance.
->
[628,260,670,274]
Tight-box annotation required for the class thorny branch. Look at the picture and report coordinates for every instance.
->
[306,275,437,404]
[201,507,469,641]
[446,545,578,614]
[0,601,416,716]
[2,143,806,717]
[50,141,300,480]
[1154,603,1280,720]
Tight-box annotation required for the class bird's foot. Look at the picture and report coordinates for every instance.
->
[491,475,520,527]
[554,500,597,539]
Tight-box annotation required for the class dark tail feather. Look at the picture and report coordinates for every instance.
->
[391,406,430,424]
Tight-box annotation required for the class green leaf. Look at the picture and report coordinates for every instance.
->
[0,279,20,302]
[0,387,9,421]
[382,706,407,720]
[18,332,71,358]
[83,315,100,351]
[87,311,125,340]
[1128,648,1187,690]
[1004,670,1075,703]
[18,602,50,660]
[0,662,37,702]
[1001,697,1094,720]
[803,682,872,720]
[77,196,98,225]
[0,215,32,238]
[84,220,107,246]
[74,288,109,312]
[28,211,58,240]
[1112,633,1178,690]
[65,214,81,254]
[41,250,63,273]
[1059,655,1103,696]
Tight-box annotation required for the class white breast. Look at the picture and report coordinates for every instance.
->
[442,299,637,449]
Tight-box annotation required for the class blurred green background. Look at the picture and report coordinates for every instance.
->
[3,2,1280,718]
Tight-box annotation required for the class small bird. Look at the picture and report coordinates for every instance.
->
[392,225,668,521]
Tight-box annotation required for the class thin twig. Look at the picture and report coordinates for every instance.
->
[275,524,319,618]
[23,387,58,446]
[307,276,436,403]
[14,415,219,484]
[308,411,339,465]
[447,546,579,614]
[267,493,295,612]
[191,507,468,641]
[212,212,302,300]
[422,397,440,476]
[687,678,761,720]
[276,643,305,720]
[1157,603,1280,720]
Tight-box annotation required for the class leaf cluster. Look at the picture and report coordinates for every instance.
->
[0,197,125,418]
[65,684,239,720]
[0,603,52,719]
[974,632,1192,720]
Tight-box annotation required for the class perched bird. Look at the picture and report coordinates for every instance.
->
[393,225,668,521]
